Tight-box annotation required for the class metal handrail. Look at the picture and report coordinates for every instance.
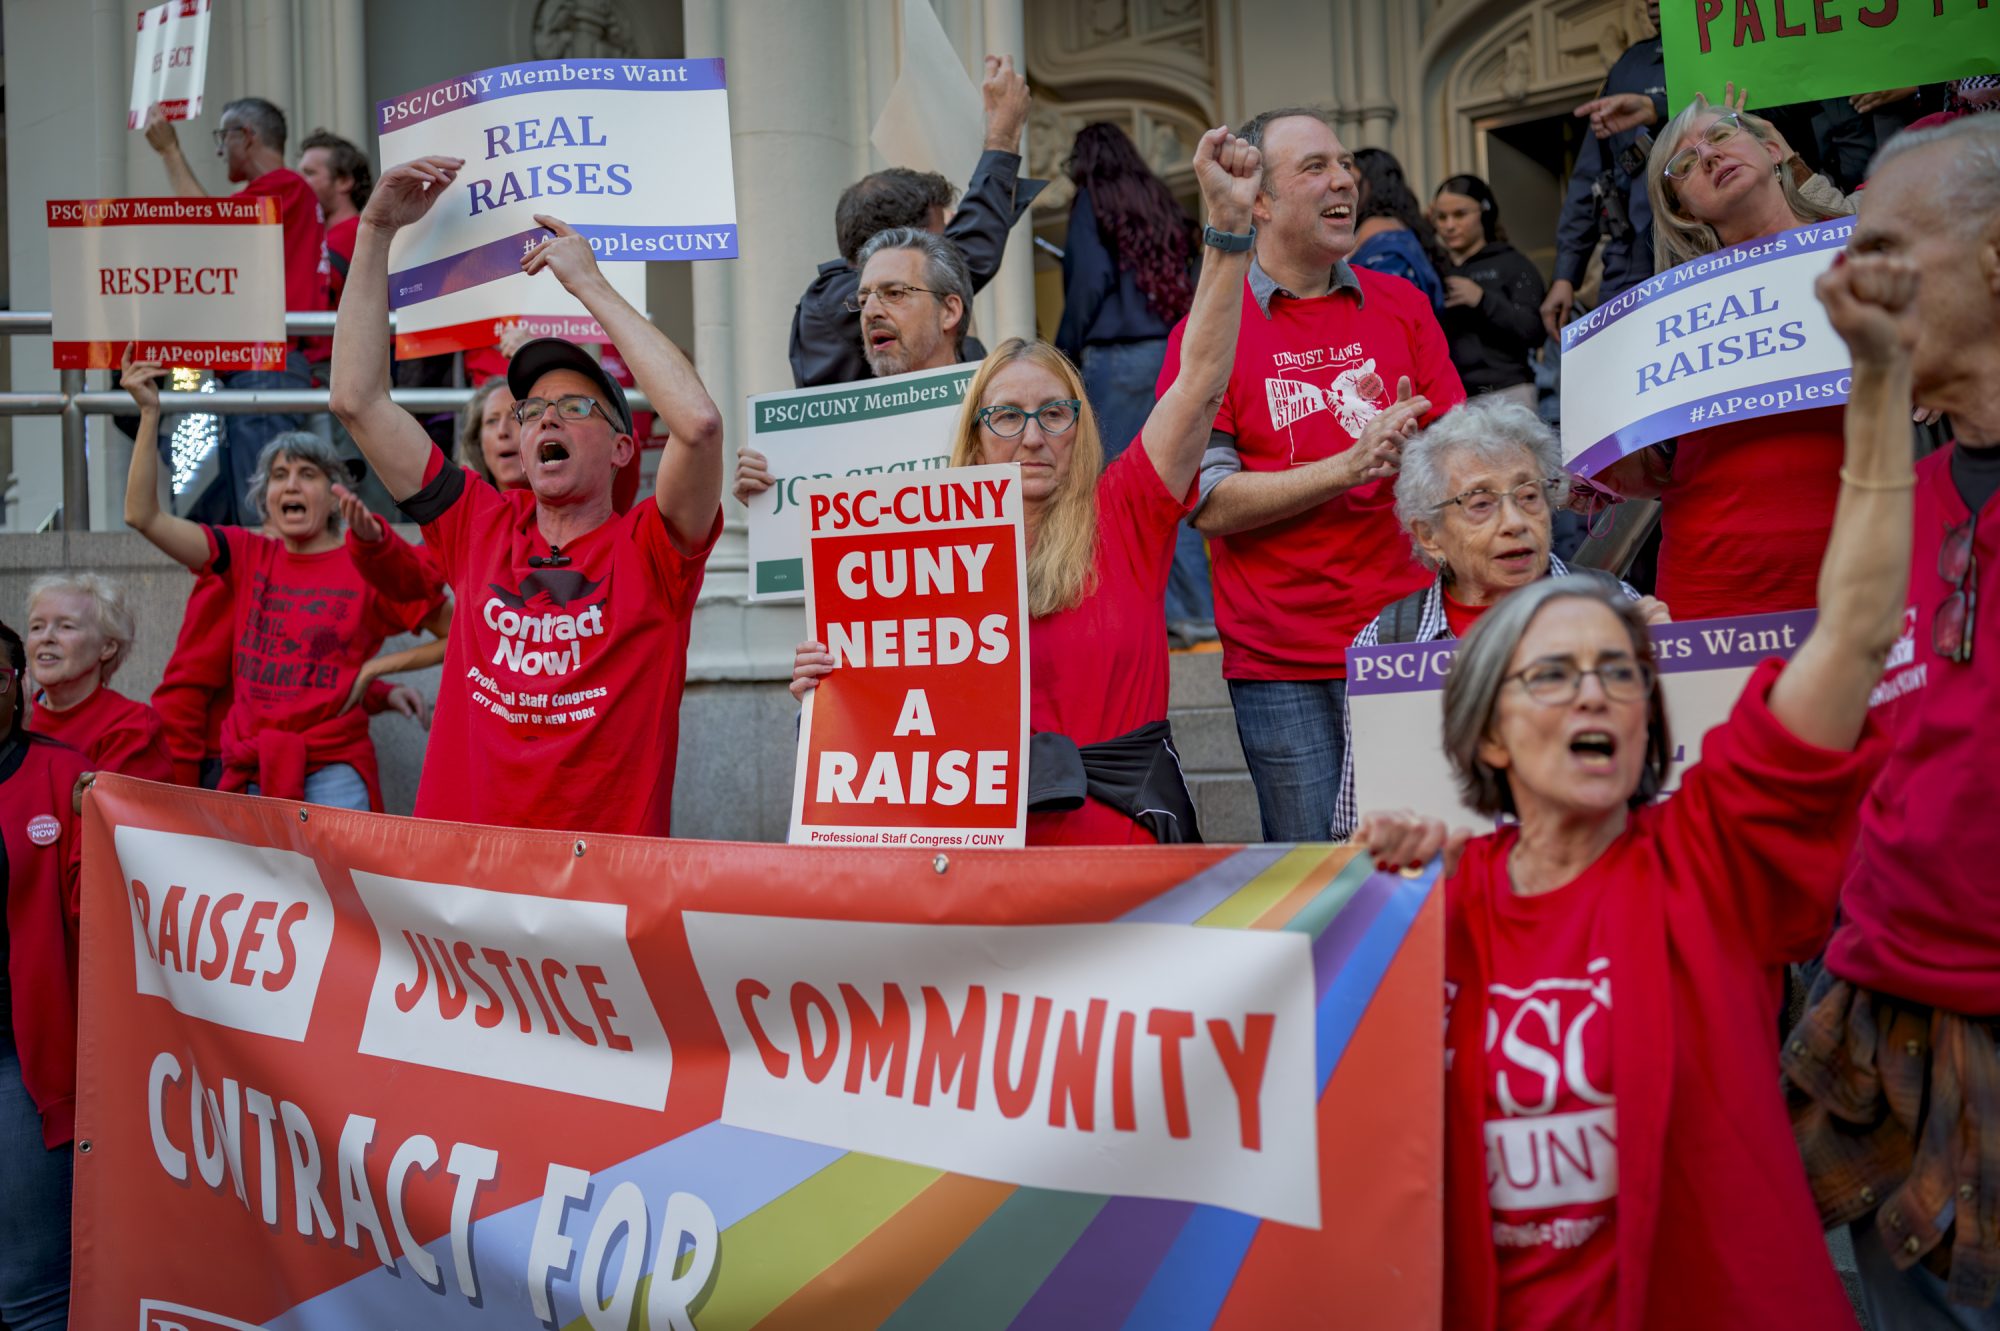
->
[0,310,367,336]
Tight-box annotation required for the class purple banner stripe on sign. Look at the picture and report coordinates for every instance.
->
[1567,366,1853,478]
[1310,870,1396,1003]
[377,58,728,133]
[389,223,739,307]
[1561,218,1853,356]
[1005,1197,1194,1331]
[1346,637,1459,698]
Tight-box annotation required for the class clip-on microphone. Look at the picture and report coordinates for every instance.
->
[528,545,572,569]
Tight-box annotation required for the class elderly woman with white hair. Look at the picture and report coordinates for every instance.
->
[1330,397,1666,839]
[1355,252,1920,1329]
[22,573,173,781]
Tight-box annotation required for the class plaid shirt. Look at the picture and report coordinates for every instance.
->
[1331,556,1637,840]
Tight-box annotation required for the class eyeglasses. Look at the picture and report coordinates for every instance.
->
[1569,477,1625,542]
[843,283,943,313]
[978,400,1081,439]
[1663,112,1746,181]
[211,125,244,150]
[512,394,612,426]
[1435,478,1564,524]
[1504,657,1656,705]
[1936,516,1980,664]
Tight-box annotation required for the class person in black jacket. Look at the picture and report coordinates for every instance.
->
[1430,174,1546,408]
[788,55,1044,389]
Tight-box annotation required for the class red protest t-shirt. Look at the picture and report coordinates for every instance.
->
[1483,875,1617,1331]
[322,213,359,307]
[151,570,234,784]
[1830,444,2000,1015]
[1443,587,1491,638]
[1028,441,1196,845]
[402,448,721,836]
[1656,407,1842,622]
[237,167,327,323]
[204,525,441,758]
[1160,269,1464,680]
[27,685,174,783]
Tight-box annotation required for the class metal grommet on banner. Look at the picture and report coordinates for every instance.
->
[77,1139,92,1154]
[932,854,949,875]
[297,808,308,823]
[574,840,587,858]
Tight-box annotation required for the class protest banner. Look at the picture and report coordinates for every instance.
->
[1560,217,1851,480]
[74,775,1443,1329]
[127,0,212,129]
[1347,609,1814,829]
[790,463,1030,848]
[376,58,737,350]
[744,363,975,600]
[1662,0,2000,113]
[390,258,650,360]
[47,197,285,371]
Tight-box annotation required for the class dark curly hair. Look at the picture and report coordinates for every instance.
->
[301,129,373,212]
[1354,148,1452,279]
[835,169,958,265]
[1065,123,1196,324]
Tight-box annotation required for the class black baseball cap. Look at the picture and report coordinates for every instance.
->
[507,337,634,435]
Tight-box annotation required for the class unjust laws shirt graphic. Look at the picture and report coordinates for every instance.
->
[1480,874,1617,1331]
[402,448,721,837]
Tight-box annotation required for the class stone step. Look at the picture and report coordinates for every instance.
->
[1189,772,1261,844]
[1169,648,1231,709]
[1169,704,1246,773]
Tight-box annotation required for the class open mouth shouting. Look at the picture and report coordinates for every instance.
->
[538,440,571,466]
[1567,728,1619,773]
[278,499,310,522]
[865,320,901,356]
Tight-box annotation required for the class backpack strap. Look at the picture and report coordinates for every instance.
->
[1375,585,1434,645]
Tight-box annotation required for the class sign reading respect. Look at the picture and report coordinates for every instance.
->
[127,0,211,129]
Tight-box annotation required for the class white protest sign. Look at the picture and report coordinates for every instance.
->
[744,363,975,600]
[389,257,649,360]
[1346,610,1813,830]
[376,58,737,351]
[1560,219,1852,480]
[790,464,1030,848]
[127,0,211,129]
[48,197,285,371]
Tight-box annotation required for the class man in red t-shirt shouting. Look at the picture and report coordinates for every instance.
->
[1157,107,1463,842]
[330,157,725,837]
[144,96,327,525]
[1787,116,2000,1323]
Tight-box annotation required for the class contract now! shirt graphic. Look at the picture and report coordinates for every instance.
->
[1481,875,1618,1331]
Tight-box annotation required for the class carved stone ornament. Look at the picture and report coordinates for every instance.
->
[532,0,637,60]
[1501,42,1532,102]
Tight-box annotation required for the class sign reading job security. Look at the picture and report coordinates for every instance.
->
[744,363,975,600]
[377,60,738,317]
[1560,217,1852,480]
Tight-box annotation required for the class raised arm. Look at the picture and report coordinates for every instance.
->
[143,107,209,198]
[329,157,467,500]
[522,215,724,551]
[119,351,211,569]
[1767,253,1920,750]
[1140,128,1259,498]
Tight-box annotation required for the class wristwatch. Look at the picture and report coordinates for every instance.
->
[1202,224,1256,253]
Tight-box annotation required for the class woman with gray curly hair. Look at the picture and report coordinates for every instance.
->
[1330,397,1666,838]
[1352,251,1921,1330]
[23,572,173,780]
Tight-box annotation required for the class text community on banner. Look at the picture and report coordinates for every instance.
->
[75,777,1443,1329]
[46,197,285,371]
[743,363,975,601]
[791,463,1031,847]
[376,59,737,357]
[127,0,212,129]
[1559,218,1853,480]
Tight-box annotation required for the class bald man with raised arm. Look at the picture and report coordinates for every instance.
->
[330,154,725,836]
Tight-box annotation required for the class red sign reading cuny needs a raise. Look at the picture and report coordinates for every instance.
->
[790,463,1029,848]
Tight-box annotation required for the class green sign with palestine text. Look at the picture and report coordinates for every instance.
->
[1662,0,1999,113]
[743,362,975,600]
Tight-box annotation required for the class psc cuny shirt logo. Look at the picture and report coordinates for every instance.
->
[480,568,610,678]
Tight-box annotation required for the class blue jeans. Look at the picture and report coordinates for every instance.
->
[1227,677,1348,842]
[1852,1208,2000,1328]
[248,761,369,811]
[0,1033,72,1331]
[198,350,314,525]
[1082,340,1215,625]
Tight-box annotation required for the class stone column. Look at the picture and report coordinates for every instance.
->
[1353,0,1395,148]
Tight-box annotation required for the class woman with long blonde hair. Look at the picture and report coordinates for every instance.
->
[791,126,1264,843]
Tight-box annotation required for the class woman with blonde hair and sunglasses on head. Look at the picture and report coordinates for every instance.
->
[1580,92,1850,622]
[790,126,1275,845]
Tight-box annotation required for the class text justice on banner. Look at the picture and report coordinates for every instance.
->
[46,197,285,371]
[1346,609,1814,829]
[790,464,1030,849]
[75,775,1444,1330]
[127,0,212,129]
[376,58,737,357]
[743,363,974,601]
[1662,0,2000,112]
[1559,216,1853,481]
